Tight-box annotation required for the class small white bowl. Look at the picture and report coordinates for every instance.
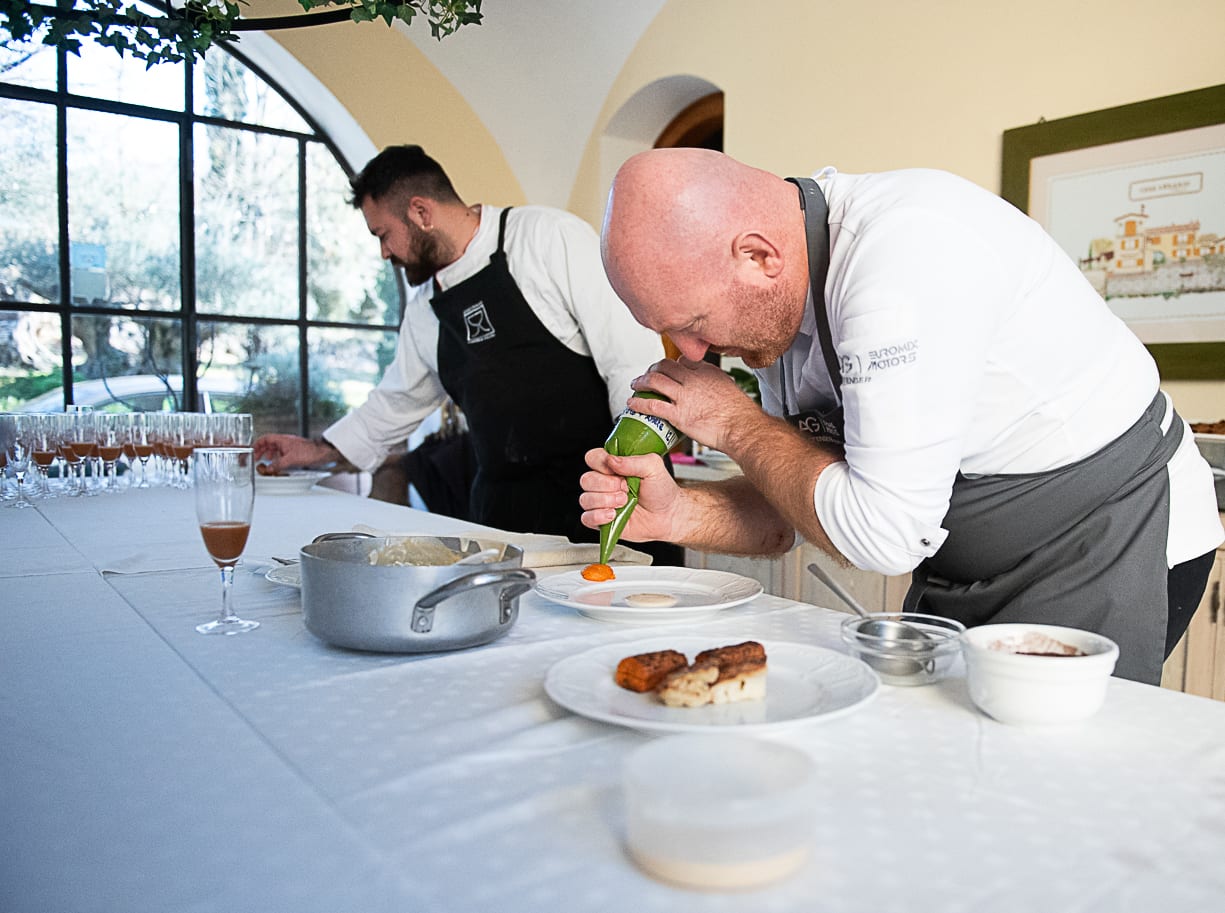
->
[623,734,816,890]
[961,623,1119,726]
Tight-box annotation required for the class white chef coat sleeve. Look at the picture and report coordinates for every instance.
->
[814,206,1003,576]
[322,300,448,473]
[524,209,665,418]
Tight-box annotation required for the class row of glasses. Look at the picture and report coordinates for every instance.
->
[2,411,254,496]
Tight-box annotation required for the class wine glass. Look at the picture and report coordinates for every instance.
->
[67,406,99,497]
[29,414,60,498]
[127,413,155,488]
[2,414,34,509]
[96,413,125,493]
[193,447,259,635]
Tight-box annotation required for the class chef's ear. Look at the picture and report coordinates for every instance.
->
[732,231,783,278]
[406,196,433,230]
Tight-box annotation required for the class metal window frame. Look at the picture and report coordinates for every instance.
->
[0,41,402,433]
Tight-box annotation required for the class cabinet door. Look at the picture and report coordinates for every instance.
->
[684,549,790,597]
[1163,548,1224,698]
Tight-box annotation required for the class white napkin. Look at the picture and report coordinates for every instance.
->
[350,524,654,569]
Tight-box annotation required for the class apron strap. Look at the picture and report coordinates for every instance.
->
[784,177,841,400]
[496,207,512,254]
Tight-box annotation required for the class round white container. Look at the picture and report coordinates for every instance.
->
[622,734,816,890]
[961,623,1119,725]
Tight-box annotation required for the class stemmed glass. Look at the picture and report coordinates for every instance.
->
[29,414,60,498]
[67,406,98,497]
[193,447,259,635]
[2,414,34,509]
[127,413,155,488]
[96,413,125,493]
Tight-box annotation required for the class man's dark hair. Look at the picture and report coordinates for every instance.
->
[349,145,463,210]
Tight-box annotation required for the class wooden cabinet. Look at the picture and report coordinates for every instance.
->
[1162,540,1225,700]
[684,543,908,617]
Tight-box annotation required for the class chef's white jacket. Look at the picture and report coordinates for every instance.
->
[325,204,663,473]
[758,168,1224,576]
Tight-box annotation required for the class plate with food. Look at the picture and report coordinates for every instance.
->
[534,567,763,622]
[544,636,878,733]
[254,468,331,495]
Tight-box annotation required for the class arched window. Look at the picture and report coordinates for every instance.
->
[0,29,401,438]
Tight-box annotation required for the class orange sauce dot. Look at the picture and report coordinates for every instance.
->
[581,563,616,582]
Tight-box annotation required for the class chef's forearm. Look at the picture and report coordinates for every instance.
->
[672,476,796,556]
[721,412,846,560]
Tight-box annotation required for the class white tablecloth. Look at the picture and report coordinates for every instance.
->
[3,487,1225,913]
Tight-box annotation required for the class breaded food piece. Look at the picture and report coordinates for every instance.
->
[694,640,766,667]
[658,643,768,708]
[708,661,768,705]
[614,649,688,692]
[656,663,720,707]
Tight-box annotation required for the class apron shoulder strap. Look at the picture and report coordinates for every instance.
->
[496,207,513,255]
[784,176,841,400]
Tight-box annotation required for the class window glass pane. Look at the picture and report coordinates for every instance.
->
[306,142,400,325]
[0,98,59,305]
[199,321,298,435]
[194,124,298,319]
[0,24,57,90]
[0,310,63,410]
[194,51,311,133]
[66,39,185,111]
[66,110,181,311]
[68,313,184,411]
[307,326,398,437]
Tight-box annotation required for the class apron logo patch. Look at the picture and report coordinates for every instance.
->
[463,302,496,344]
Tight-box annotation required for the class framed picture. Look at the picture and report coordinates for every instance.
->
[1002,84,1225,379]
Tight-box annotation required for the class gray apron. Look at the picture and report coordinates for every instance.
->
[784,177,1180,684]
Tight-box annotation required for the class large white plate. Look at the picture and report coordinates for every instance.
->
[544,637,879,733]
[254,470,330,495]
[534,567,763,622]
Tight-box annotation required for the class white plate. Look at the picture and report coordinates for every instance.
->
[254,470,331,495]
[534,567,763,622]
[265,564,301,588]
[544,637,879,733]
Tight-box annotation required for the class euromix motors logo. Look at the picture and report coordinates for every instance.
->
[842,339,919,385]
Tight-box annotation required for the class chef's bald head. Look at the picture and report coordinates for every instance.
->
[600,149,808,367]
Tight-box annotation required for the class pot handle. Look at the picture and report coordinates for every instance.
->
[411,568,537,633]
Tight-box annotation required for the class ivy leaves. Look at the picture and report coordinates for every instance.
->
[0,0,483,67]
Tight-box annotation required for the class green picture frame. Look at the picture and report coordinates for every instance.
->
[1001,84,1225,380]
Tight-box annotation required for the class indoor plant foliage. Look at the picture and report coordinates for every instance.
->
[0,0,483,67]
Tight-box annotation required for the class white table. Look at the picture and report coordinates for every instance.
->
[4,486,1225,913]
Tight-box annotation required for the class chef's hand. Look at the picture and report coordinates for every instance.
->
[579,448,682,543]
[628,357,762,456]
[253,433,337,472]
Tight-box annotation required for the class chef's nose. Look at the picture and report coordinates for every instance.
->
[671,333,709,362]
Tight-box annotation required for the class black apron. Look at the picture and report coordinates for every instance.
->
[784,177,1181,683]
[429,208,611,542]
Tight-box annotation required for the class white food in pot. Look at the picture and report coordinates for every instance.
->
[367,538,462,567]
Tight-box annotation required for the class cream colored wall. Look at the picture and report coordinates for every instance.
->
[572,0,1225,418]
[251,0,525,205]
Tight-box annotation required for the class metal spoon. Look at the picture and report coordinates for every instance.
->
[455,546,503,566]
[805,562,936,677]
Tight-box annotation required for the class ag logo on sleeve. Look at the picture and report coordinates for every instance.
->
[463,302,496,344]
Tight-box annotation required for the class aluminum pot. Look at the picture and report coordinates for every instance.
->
[299,533,536,653]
